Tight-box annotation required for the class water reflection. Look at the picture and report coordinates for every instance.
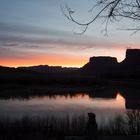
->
[120,88,140,110]
[0,93,126,123]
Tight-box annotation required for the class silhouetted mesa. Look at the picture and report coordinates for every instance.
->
[119,49,140,75]
[125,49,140,65]
[80,49,140,78]
[81,56,118,76]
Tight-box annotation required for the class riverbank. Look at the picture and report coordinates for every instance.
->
[65,136,140,140]
[99,136,140,140]
[0,111,140,140]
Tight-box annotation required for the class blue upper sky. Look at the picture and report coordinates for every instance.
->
[0,0,140,67]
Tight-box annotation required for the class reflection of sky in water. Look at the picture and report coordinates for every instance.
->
[0,93,126,123]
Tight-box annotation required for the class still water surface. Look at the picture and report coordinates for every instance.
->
[0,93,126,123]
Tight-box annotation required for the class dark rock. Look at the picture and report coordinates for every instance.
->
[119,49,140,75]
[89,56,117,65]
[80,49,140,78]
[81,56,118,76]
[121,49,140,65]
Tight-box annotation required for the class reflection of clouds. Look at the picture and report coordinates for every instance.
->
[0,93,126,122]
[89,94,125,110]
[116,93,125,107]
[0,43,19,47]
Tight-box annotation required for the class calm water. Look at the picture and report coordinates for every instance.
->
[0,92,127,123]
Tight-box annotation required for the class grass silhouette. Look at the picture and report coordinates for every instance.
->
[0,110,140,140]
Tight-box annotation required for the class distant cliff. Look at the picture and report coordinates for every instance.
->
[80,49,140,77]
[81,56,118,76]
[1,49,140,79]
[119,49,140,75]
[121,49,140,65]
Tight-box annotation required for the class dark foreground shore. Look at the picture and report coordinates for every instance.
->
[65,136,140,140]
[0,110,140,140]
[99,136,140,140]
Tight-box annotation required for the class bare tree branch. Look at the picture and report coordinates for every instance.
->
[62,0,140,34]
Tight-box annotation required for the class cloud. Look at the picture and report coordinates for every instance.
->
[0,33,127,50]
[0,22,73,38]
[0,43,19,47]
[0,22,131,50]
[0,22,133,61]
[0,34,129,61]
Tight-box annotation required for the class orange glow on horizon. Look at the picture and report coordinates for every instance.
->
[32,93,126,111]
[0,46,135,68]
[0,55,88,68]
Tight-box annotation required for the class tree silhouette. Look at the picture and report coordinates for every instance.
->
[62,0,140,34]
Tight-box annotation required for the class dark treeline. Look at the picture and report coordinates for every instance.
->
[0,83,139,100]
[0,81,119,99]
[0,83,97,99]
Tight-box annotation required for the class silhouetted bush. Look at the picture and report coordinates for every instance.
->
[127,110,140,135]
[99,115,127,135]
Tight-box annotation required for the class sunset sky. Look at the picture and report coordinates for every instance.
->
[0,0,140,67]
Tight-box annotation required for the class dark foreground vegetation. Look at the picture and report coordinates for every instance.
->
[0,110,140,140]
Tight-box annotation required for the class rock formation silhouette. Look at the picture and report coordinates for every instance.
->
[81,56,118,76]
[81,49,140,78]
[119,49,140,75]
[122,49,140,65]
[1,49,140,82]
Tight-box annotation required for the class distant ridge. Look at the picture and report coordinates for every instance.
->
[1,49,140,78]
[80,49,140,77]
[18,65,78,73]
[121,49,140,65]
